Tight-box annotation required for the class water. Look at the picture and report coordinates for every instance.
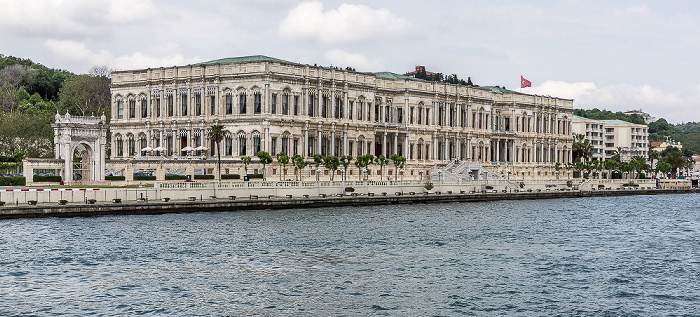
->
[1,194,699,316]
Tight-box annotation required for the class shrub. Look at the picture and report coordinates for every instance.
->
[221,174,241,180]
[518,182,525,188]
[0,176,25,186]
[194,174,215,180]
[134,175,156,181]
[28,200,37,205]
[87,199,96,204]
[0,201,5,206]
[105,175,126,181]
[424,182,434,190]
[247,174,264,179]
[33,175,62,182]
[59,200,68,205]
[566,180,573,187]
[165,175,187,180]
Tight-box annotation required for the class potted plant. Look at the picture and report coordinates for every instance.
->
[59,200,68,205]
[424,182,434,193]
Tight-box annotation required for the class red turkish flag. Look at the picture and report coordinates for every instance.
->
[521,76,531,88]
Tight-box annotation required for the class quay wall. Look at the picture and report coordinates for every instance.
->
[0,186,697,219]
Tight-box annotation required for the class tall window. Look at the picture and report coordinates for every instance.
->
[210,95,216,115]
[239,92,247,114]
[156,98,161,117]
[167,135,173,156]
[270,138,277,155]
[117,100,124,119]
[117,139,123,156]
[254,92,261,114]
[238,134,246,156]
[348,101,353,120]
[141,99,148,118]
[308,94,315,117]
[321,96,327,118]
[281,93,288,115]
[225,136,232,156]
[397,108,403,123]
[129,100,136,118]
[253,134,261,153]
[140,138,147,152]
[195,93,202,116]
[271,93,277,114]
[128,138,135,156]
[167,95,173,116]
[226,94,232,114]
[281,135,289,155]
[293,139,298,156]
[181,92,188,116]
[293,96,298,115]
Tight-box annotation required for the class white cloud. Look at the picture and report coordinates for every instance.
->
[0,0,157,38]
[44,40,200,72]
[323,49,382,71]
[278,1,408,44]
[528,80,691,123]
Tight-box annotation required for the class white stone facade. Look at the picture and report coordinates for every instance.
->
[110,56,574,179]
[572,116,648,161]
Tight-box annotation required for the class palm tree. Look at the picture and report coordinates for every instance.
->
[663,148,687,178]
[208,125,225,181]
[572,133,593,163]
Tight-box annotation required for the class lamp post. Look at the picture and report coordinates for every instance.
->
[400,169,404,181]
[339,168,344,181]
[363,168,367,181]
[506,170,510,180]
[567,171,571,180]
[437,170,442,182]
[419,170,424,181]
[624,171,628,180]
[555,170,559,180]
[521,170,525,181]
[316,168,321,182]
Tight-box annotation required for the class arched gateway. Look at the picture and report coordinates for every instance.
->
[23,113,107,184]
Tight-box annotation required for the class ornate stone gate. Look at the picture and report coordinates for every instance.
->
[51,113,108,183]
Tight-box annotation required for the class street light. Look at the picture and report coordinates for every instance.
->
[506,170,510,180]
[521,170,525,181]
[400,169,404,181]
[316,168,321,182]
[419,170,424,181]
[339,168,344,181]
[363,168,368,181]
[567,171,571,180]
[437,170,442,181]
[555,170,559,179]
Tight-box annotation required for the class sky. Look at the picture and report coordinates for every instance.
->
[1,0,698,123]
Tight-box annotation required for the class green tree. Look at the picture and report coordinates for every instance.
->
[208,125,225,181]
[58,70,110,117]
[572,133,593,163]
[291,154,308,181]
[339,155,353,181]
[374,155,390,180]
[354,154,374,180]
[661,146,687,178]
[390,154,406,180]
[323,155,340,181]
[276,152,290,180]
[241,156,252,175]
[256,151,273,180]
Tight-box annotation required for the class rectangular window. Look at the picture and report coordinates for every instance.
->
[254,92,261,114]
[348,101,353,120]
[117,139,123,156]
[293,139,298,156]
[253,135,261,153]
[321,96,327,118]
[240,93,247,114]
[308,95,314,117]
[181,93,188,116]
[271,93,277,114]
[128,139,135,156]
[168,95,173,116]
[270,138,277,155]
[129,100,136,118]
[226,94,232,114]
[239,136,247,156]
[118,101,124,119]
[281,136,288,155]
[293,96,298,115]
[141,99,147,118]
[156,98,161,117]
[397,108,403,123]
[210,95,216,115]
[225,137,232,156]
[195,94,202,116]
[281,94,288,115]
[335,97,341,119]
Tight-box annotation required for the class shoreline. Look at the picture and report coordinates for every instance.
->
[1,188,696,219]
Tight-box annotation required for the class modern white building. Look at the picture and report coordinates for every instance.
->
[572,115,648,161]
[109,55,574,180]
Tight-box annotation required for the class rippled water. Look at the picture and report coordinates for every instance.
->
[1,194,699,316]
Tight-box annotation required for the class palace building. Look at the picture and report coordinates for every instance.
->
[109,55,574,180]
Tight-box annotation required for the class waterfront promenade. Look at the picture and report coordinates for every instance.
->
[1,178,695,218]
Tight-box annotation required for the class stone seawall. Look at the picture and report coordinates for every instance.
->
[1,189,696,219]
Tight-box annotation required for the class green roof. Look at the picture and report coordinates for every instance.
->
[482,86,520,94]
[374,72,420,80]
[196,55,295,65]
[602,119,633,124]
[573,115,587,120]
